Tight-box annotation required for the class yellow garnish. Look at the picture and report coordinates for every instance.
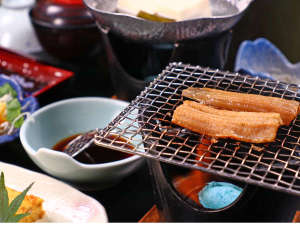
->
[0,102,6,124]
[7,187,45,223]
[137,10,175,22]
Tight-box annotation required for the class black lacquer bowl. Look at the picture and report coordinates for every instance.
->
[30,0,101,61]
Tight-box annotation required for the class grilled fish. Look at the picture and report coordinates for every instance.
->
[183,100,283,124]
[172,101,282,143]
[182,87,300,125]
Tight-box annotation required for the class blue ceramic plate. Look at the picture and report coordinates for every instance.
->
[235,38,300,84]
[0,74,39,143]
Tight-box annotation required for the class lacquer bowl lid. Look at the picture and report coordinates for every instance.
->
[31,0,95,28]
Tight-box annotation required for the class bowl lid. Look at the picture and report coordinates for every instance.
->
[31,0,96,28]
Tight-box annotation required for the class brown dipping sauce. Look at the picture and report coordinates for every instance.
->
[53,134,133,164]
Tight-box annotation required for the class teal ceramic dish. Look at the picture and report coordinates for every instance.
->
[20,97,144,190]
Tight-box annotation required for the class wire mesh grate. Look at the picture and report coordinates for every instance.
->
[95,62,300,196]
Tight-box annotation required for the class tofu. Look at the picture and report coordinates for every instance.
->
[7,187,45,223]
[117,0,156,16]
[117,0,211,21]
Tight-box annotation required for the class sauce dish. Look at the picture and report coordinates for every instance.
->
[20,97,144,190]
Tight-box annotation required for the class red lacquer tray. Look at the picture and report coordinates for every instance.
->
[0,47,74,97]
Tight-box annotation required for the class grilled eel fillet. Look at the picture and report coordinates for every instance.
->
[172,101,282,143]
[182,87,300,125]
[7,186,45,222]
[184,100,284,125]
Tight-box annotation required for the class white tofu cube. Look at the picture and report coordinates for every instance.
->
[117,0,212,21]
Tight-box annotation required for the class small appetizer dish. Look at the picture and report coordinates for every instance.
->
[20,97,144,190]
[0,74,38,144]
[0,161,108,222]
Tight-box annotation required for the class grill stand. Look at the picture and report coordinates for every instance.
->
[146,159,260,222]
[97,21,232,101]
[93,60,300,220]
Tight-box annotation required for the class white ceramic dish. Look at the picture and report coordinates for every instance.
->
[0,161,108,223]
[20,97,144,190]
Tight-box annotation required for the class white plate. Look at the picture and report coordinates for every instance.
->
[0,161,108,223]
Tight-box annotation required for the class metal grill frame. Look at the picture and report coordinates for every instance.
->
[95,62,300,196]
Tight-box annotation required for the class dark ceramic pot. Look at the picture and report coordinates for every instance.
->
[30,0,101,61]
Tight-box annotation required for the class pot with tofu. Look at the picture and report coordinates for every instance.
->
[117,0,212,22]
[83,0,254,43]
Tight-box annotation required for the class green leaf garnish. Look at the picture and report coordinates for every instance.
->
[0,172,9,221]
[6,98,24,128]
[0,83,17,98]
[137,10,176,22]
[0,83,24,129]
[0,172,33,223]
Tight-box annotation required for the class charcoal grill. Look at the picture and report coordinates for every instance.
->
[94,62,300,196]
[83,0,254,101]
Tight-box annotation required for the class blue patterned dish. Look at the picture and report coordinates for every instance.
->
[0,74,39,143]
[235,38,300,84]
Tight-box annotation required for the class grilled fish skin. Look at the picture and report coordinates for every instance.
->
[182,87,300,125]
[183,100,283,125]
[172,102,281,143]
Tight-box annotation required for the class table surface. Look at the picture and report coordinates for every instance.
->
[2,0,300,222]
